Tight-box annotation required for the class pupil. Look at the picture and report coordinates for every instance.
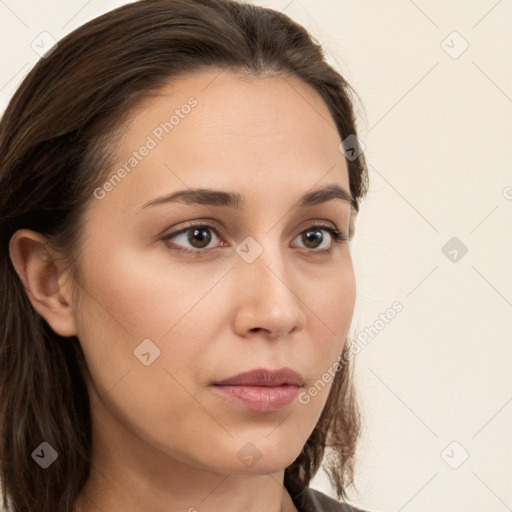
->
[190,227,211,248]
[304,229,322,248]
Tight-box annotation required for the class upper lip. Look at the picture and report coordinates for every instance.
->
[213,367,305,387]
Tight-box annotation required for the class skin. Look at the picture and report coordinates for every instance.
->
[9,69,356,512]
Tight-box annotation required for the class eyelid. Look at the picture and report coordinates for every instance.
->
[161,218,348,254]
[161,219,225,254]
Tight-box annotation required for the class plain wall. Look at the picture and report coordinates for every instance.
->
[1,1,510,511]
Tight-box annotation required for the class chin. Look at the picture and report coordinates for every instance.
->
[229,444,302,476]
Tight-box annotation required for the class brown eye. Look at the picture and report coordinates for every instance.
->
[186,227,212,249]
[163,222,347,256]
[163,222,221,253]
[293,225,347,252]
[301,228,325,249]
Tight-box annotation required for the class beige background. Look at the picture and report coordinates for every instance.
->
[1,1,511,511]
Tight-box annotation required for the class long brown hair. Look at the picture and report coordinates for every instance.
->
[0,0,368,510]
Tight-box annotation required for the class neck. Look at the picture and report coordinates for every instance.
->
[75,468,298,512]
[74,394,299,512]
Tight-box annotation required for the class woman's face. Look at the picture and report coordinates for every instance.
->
[69,69,356,481]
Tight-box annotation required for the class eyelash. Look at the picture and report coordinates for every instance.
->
[162,220,348,256]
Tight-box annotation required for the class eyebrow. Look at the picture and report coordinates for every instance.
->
[138,183,355,212]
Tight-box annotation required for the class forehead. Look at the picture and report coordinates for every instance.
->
[95,69,351,214]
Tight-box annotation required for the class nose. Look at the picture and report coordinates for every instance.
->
[231,240,307,340]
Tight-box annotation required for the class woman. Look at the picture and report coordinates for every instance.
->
[0,0,369,511]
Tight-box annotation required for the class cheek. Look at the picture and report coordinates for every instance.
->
[74,242,227,340]
[72,245,235,403]
[71,250,224,457]
[299,262,356,404]
[312,259,356,350]
[74,242,356,385]
[70,243,356,473]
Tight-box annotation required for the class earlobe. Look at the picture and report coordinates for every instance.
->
[8,229,78,337]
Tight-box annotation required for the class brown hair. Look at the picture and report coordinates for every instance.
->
[0,0,368,510]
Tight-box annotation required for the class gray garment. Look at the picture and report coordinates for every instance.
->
[286,480,370,512]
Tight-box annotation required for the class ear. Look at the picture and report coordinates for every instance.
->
[8,229,78,337]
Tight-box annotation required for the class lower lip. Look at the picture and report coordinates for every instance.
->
[211,384,300,412]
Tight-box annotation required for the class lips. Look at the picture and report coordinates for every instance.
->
[212,367,305,387]
[211,368,305,413]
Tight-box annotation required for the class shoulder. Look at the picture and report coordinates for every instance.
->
[303,486,369,512]
[285,479,371,512]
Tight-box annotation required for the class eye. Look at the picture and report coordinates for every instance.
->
[162,221,223,254]
[292,225,347,252]
[162,221,348,255]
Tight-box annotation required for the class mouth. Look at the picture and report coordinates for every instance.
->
[212,367,305,387]
[211,367,305,413]
[211,384,301,412]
